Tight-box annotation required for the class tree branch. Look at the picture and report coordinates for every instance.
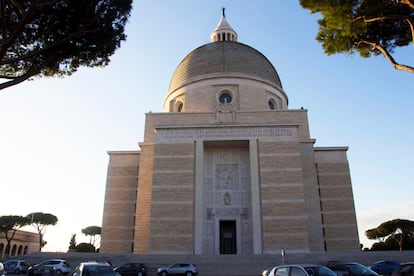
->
[396,0,414,9]
[360,39,414,73]
[9,0,26,15]
[362,15,414,47]
[0,1,59,61]
[0,27,98,65]
[0,65,41,90]
[0,2,37,60]
[1,0,7,37]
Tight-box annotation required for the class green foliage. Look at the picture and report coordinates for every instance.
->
[27,212,58,226]
[0,0,132,90]
[82,226,102,236]
[366,218,414,250]
[300,0,414,73]
[76,242,96,253]
[26,212,58,252]
[0,215,30,231]
[68,233,77,250]
[82,225,101,247]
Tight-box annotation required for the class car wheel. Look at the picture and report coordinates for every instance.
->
[56,269,63,275]
[137,273,143,276]
[14,269,21,274]
[161,271,167,276]
[185,272,193,276]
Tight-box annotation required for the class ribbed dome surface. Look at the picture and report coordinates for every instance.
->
[169,41,282,92]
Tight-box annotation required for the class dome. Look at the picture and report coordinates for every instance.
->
[168,41,283,94]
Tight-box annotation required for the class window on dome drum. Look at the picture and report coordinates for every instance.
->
[219,91,232,104]
[268,99,276,110]
[177,102,183,112]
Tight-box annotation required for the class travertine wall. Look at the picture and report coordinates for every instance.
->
[134,144,155,253]
[101,151,140,253]
[300,142,325,252]
[315,148,360,250]
[0,230,40,257]
[165,79,288,112]
[259,140,309,252]
[148,143,195,253]
[101,105,359,254]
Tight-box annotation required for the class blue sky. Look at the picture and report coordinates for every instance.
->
[0,1,413,252]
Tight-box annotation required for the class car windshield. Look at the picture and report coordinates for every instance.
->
[84,266,114,276]
[348,264,376,275]
[306,266,337,276]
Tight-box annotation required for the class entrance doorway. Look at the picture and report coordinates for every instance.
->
[220,220,237,254]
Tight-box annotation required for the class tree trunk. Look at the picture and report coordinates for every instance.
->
[360,40,414,74]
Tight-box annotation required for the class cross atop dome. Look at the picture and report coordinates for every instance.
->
[210,8,238,42]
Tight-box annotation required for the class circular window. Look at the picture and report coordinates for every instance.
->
[219,91,232,104]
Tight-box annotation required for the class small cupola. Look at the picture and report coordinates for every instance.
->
[210,8,238,42]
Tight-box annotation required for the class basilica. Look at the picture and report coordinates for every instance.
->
[100,11,360,255]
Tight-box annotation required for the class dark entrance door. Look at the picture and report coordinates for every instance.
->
[220,220,237,254]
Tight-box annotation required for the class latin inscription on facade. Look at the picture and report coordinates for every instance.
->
[156,126,296,143]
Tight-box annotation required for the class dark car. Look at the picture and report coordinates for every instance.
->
[370,261,400,276]
[326,262,379,276]
[392,262,414,276]
[3,260,30,274]
[27,265,60,276]
[113,263,147,276]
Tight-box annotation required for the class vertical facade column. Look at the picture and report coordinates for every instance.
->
[134,143,154,253]
[249,139,262,254]
[194,139,204,254]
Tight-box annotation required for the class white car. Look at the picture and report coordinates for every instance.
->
[3,260,30,274]
[34,259,71,275]
[73,262,119,276]
[267,264,337,276]
[0,262,5,276]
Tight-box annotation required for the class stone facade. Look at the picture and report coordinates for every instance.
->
[0,229,40,257]
[100,12,360,255]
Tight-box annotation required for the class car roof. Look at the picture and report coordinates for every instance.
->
[276,264,326,267]
[272,264,328,270]
[81,262,111,266]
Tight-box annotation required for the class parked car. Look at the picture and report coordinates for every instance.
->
[391,262,414,276]
[156,263,197,276]
[28,266,60,276]
[266,264,337,276]
[73,262,119,276]
[262,267,271,276]
[326,262,379,276]
[113,263,147,276]
[32,260,71,275]
[370,261,400,276]
[3,260,30,274]
[0,262,5,276]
